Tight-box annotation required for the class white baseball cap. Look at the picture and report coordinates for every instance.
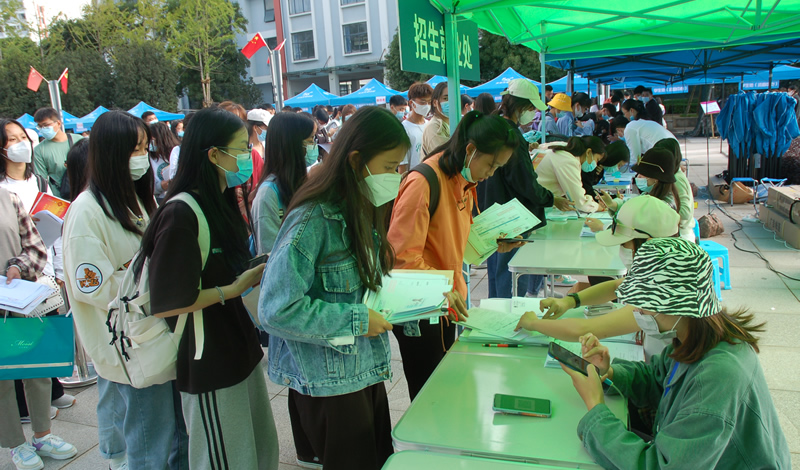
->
[595,195,680,246]
[247,109,272,126]
[501,79,547,111]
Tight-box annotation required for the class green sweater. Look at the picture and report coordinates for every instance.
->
[577,341,790,469]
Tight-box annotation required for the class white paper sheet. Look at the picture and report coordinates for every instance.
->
[510,296,545,318]
[0,276,54,315]
[32,210,62,247]
[464,199,540,265]
[458,307,531,341]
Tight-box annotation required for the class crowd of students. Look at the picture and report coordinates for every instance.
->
[0,78,790,470]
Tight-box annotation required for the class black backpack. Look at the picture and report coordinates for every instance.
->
[386,162,441,229]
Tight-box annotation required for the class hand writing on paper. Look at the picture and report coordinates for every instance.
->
[584,218,604,233]
[539,297,572,319]
[553,196,574,211]
[366,309,393,337]
[561,363,605,411]
[443,290,468,322]
[579,333,611,376]
[6,266,21,284]
[496,232,524,253]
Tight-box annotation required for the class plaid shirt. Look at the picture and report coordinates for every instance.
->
[6,191,47,281]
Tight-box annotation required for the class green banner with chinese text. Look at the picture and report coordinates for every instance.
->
[397,0,480,82]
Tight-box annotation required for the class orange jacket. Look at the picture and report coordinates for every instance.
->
[388,153,475,298]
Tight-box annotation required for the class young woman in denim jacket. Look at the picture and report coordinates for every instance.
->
[259,107,409,470]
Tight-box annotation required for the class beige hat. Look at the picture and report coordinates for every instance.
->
[247,109,272,127]
[501,79,546,111]
[595,195,680,246]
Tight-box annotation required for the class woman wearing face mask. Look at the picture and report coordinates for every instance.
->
[63,110,189,470]
[622,99,649,122]
[558,92,594,137]
[559,238,789,469]
[544,93,572,137]
[483,79,574,299]
[171,120,184,141]
[535,136,606,213]
[137,107,278,470]
[259,107,408,469]
[251,112,316,255]
[515,195,681,361]
[389,112,521,400]
[580,140,630,200]
[148,122,180,204]
[422,82,451,157]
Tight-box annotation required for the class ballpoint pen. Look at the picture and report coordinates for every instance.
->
[482,344,523,348]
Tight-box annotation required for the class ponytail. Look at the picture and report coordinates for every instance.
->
[622,99,649,120]
[551,137,587,157]
[430,111,518,178]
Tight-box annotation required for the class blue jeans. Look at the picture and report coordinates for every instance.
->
[487,250,545,298]
[96,377,189,470]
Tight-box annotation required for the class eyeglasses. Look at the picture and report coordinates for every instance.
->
[636,160,665,173]
[611,217,654,239]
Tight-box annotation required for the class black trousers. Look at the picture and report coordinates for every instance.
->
[288,383,393,470]
[393,320,456,401]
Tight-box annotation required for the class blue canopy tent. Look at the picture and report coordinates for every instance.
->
[284,84,338,111]
[127,102,185,121]
[329,78,403,107]
[17,114,37,129]
[72,106,109,132]
[546,75,598,96]
[61,111,81,132]
[465,67,539,102]
[741,65,800,89]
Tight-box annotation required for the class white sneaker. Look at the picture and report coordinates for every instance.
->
[52,394,76,409]
[31,434,77,460]
[11,444,43,470]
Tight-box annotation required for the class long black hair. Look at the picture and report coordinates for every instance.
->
[551,136,604,158]
[258,112,316,206]
[429,111,518,178]
[66,139,90,201]
[87,110,155,235]
[288,106,410,292]
[431,82,448,121]
[149,122,179,163]
[138,108,250,274]
[0,119,34,181]
[622,99,649,120]
[474,93,497,116]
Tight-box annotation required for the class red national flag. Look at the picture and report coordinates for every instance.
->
[275,38,286,51]
[58,68,69,94]
[241,33,267,59]
[27,67,45,92]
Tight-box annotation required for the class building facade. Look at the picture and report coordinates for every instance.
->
[235,0,399,103]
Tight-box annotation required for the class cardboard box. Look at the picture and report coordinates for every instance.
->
[759,206,800,249]
[767,186,800,222]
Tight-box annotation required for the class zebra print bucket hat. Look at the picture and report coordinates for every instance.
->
[615,238,721,318]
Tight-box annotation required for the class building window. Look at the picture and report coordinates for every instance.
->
[263,0,275,23]
[292,31,315,61]
[343,22,369,54]
[339,83,352,95]
[288,0,311,15]
[341,0,364,5]
[266,37,278,50]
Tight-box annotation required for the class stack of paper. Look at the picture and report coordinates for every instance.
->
[364,271,450,324]
[464,199,540,265]
[544,339,644,368]
[0,276,54,316]
[510,296,546,318]
[31,193,70,248]
[546,207,614,222]
[457,307,540,343]
[459,328,549,346]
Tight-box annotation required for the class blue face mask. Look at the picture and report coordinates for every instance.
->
[39,126,57,141]
[629,114,638,121]
[603,115,611,121]
[581,159,598,173]
[440,101,450,115]
[177,131,184,138]
[395,111,405,120]
[641,96,651,104]
[305,143,319,166]
[344,115,350,122]
[216,148,253,188]
[149,141,157,152]
[258,129,267,141]
[462,148,477,183]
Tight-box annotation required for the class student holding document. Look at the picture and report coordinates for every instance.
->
[259,107,407,469]
[388,111,522,400]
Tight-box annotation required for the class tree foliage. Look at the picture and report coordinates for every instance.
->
[113,42,179,111]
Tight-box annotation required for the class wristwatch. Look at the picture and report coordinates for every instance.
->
[567,293,581,308]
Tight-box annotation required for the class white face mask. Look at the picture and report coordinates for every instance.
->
[574,107,585,118]
[412,101,431,117]
[632,309,681,341]
[619,246,634,270]
[519,109,537,125]
[362,166,401,206]
[4,141,32,163]
[129,153,150,181]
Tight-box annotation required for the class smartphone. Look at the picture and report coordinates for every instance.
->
[492,393,551,418]
[246,254,269,269]
[497,238,536,244]
[548,342,613,387]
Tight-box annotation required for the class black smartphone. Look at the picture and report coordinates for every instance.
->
[548,342,613,387]
[497,238,536,244]
[492,393,551,418]
[246,254,269,269]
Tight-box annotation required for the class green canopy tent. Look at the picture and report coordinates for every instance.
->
[430,0,800,141]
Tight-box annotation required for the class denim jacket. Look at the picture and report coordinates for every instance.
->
[258,201,393,397]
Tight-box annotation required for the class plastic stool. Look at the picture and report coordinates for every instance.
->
[700,240,731,290]
[711,258,723,301]
[730,177,758,212]
[693,218,700,242]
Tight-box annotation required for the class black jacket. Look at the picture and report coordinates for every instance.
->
[479,117,553,229]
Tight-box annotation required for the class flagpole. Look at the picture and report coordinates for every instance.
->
[47,79,64,121]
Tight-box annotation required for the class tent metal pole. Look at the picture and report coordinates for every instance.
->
[768,62,774,91]
[540,50,547,144]
[567,60,574,94]
[444,11,461,127]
